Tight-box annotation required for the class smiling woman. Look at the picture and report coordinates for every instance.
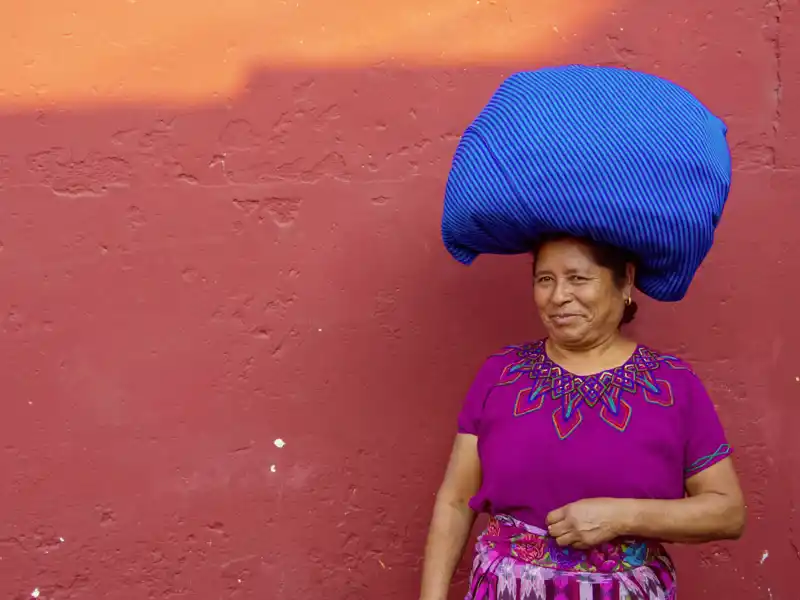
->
[420,234,746,599]
[532,234,639,349]
[420,66,745,600]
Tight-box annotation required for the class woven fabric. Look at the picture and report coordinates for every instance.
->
[441,65,731,301]
[466,514,677,599]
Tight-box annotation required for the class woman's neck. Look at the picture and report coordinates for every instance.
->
[546,332,636,374]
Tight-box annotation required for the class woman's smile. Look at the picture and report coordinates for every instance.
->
[548,313,583,325]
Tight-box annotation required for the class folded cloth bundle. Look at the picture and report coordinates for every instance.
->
[441,65,731,301]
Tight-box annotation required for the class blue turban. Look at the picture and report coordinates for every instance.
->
[441,65,731,301]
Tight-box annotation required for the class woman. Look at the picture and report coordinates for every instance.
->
[418,233,745,599]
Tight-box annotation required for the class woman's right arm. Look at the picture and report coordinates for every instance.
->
[419,433,482,600]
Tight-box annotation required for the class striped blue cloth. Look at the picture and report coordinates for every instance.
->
[441,65,731,301]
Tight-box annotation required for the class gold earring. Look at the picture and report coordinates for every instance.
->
[625,297,632,306]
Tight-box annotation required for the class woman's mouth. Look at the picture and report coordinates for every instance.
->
[550,313,581,325]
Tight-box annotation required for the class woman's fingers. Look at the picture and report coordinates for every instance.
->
[554,531,580,547]
[548,520,571,538]
[546,507,567,525]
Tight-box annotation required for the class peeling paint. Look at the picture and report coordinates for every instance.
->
[273,438,286,449]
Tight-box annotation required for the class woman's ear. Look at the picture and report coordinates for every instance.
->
[625,262,636,297]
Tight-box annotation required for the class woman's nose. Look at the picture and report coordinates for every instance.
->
[551,280,572,304]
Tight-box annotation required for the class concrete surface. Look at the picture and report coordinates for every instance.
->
[0,0,798,598]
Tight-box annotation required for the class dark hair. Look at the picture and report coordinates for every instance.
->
[531,233,639,325]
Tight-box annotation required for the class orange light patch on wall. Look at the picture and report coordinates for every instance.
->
[0,0,616,108]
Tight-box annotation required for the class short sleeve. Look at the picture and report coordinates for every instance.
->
[457,354,506,435]
[682,371,733,479]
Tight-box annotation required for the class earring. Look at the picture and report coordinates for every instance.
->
[625,297,632,306]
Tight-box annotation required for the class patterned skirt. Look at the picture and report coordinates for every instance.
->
[466,515,677,600]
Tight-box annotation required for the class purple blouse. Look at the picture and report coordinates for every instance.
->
[458,340,732,528]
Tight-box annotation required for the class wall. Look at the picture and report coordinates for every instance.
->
[0,1,798,598]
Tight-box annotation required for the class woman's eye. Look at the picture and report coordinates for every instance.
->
[570,275,588,282]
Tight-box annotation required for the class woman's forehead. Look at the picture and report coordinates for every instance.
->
[535,239,597,268]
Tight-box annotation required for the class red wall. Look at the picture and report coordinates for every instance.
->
[1,1,799,598]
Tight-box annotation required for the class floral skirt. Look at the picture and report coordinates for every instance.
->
[466,515,677,600]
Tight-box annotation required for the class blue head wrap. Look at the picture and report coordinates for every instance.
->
[441,65,731,301]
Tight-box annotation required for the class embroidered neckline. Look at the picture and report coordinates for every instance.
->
[541,341,643,379]
[495,339,687,439]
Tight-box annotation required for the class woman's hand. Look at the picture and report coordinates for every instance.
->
[545,459,745,549]
[545,498,630,549]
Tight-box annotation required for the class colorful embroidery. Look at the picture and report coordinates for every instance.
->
[496,340,683,439]
[482,515,669,574]
[686,443,732,475]
[469,515,678,599]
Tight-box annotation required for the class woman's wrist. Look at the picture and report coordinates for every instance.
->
[613,498,642,537]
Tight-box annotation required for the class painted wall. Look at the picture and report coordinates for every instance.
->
[0,1,798,598]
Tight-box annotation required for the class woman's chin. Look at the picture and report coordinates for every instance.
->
[546,324,590,345]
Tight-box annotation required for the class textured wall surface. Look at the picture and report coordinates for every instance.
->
[0,1,798,599]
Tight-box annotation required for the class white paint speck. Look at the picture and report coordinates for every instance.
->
[795,376,799,382]
[318,328,322,332]
[59,537,65,543]
[270,464,277,473]
[31,589,40,599]
[273,438,286,449]
[760,550,769,564]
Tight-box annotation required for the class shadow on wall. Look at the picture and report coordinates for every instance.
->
[0,2,799,600]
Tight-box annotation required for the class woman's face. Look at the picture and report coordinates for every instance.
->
[533,238,632,348]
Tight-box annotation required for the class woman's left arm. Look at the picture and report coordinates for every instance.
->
[546,457,745,548]
[548,368,746,548]
[617,456,746,543]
